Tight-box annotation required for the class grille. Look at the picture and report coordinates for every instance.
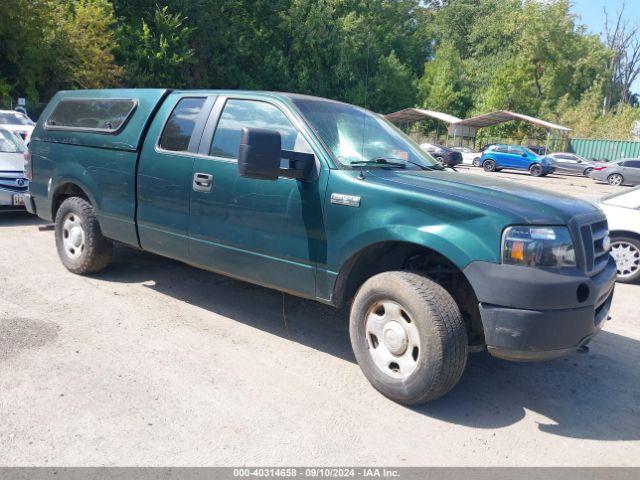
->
[0,175,28,193]
[578,218,610,276]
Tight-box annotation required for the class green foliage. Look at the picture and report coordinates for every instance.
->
[418,41,471,117]
[0,0,636,139]
[0,0,121,105]
[120,6,194,88]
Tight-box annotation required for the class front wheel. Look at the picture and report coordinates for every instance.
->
[610,236,640,283]
[583,167,594,177]
[529,163,543,177]
[472,157,481,167]
[55,196,113,274]
[349,271,468,405]
[482,159,496,172]
[608,173,624,186]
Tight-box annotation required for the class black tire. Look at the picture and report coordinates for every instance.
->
[349,271,468,405]
[583,167,594,177]
[482,159,496,172]
[607,173,624,186]
[610,235,640,283]
[55,196,113,274]
[529,163,543,177]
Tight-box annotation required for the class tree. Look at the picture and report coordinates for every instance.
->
[119,6,194,88]
[603,1,640,110]
[59,0,123,89]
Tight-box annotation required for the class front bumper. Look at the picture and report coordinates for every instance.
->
[0,187,27,210]
[463,257,617,361]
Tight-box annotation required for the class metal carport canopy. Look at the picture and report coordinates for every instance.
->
[453,110,571,131]
[384,108,462,125]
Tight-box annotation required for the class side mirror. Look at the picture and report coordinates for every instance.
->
[521,152,527,157]
[238,128,282,181]
[238,127,315,181]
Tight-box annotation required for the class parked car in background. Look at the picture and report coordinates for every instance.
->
[418,142,463,167]
[548,152,595,176]
[596,187,640,283]
[590,159,640,186]
[0,110,35,143]
[0,128,29,211]
[450,146,481,166]
[480,144,556,176]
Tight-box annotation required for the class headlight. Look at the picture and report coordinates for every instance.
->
[502,226,576,267]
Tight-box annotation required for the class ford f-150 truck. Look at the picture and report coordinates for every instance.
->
[24,89,617,405]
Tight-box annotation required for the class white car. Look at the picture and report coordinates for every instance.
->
[0,109,35,143]
[0,128,29,211]
[450,146,481,166]
[597,187,640,283]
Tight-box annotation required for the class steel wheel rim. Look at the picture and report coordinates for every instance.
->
[61,213,85,260]
[530,165,542,175]
[609,174,623,186]
[483,161,494,171]
[365,300,421,379]
[611,241,640,279]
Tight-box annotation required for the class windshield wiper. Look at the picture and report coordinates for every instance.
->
[371,157,443,171]
[350,158,408,169]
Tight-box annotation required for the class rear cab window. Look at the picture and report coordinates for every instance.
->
[45,98,137,133]
[158,97,207,152]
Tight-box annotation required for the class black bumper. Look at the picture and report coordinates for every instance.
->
[463,257,617,361]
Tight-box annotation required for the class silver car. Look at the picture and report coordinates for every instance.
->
[0,128,29,211]
[590,158,640,186]
[547,152,595,176]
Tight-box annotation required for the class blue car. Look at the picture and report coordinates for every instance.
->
[479,144,556,177]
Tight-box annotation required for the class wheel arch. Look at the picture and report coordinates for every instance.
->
[51,180,97,221]
[332,240,484,345]
[610,230,640,243]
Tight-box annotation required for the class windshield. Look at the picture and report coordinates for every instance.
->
[0,111,34,126]
[522,147,540,156]
[291,97,437,169]
[0,129,25,153]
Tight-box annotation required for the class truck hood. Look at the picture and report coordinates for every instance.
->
[367,169,599,224]
[0,152,24,173]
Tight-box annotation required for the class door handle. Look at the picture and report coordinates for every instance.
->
[193,172,213,192]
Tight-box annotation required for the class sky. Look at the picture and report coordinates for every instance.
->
[571,0,640,93]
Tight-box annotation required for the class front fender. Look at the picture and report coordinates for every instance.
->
[333,223,499,273]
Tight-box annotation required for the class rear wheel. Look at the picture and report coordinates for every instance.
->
[529,163,543,177]
[55,197,113,274]
[349,271,468,405]
[607,173,624,186]
[610,236,640,283]
[482,159,496,172]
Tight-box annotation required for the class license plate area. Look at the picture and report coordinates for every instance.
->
[12,194,25,206]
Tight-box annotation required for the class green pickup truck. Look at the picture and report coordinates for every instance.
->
[25,89,616,405]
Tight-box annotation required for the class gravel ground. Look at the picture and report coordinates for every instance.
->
[0,172,639,466]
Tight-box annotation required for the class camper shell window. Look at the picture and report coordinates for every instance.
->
[45,98,137,133]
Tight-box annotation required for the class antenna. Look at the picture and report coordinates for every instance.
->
[359,0,372,171]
